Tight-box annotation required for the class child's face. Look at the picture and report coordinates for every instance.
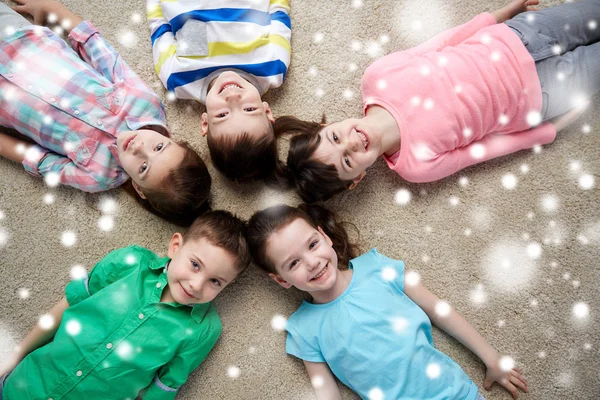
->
[312,118,380,184]
[164,233,240,305]
[117,129,186,195]
[201,71,274,141]
[265,218,340,295]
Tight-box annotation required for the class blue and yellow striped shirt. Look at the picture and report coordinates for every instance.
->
[147,0,291,102]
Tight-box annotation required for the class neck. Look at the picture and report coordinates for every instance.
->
[364,105,401,156]
[311,268,352,304]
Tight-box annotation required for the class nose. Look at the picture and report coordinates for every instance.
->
[225,92,242,102]
[306,254,320,272]
[132,141,146,156]
[189,278,205,296]
[345,130,359,152]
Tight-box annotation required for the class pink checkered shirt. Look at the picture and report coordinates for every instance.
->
[0,21,169,192]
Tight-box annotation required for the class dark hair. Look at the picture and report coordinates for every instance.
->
[247,203,359,275]
[273,116,353,203]
[183,210,251,273]
[207,121,285,183]
[123,141,212,226]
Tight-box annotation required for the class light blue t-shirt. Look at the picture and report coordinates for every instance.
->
[285,249,479,400]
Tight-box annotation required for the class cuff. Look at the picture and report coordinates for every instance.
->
[21,145,48,177]
[65,275,90,306]
[68,20,99,44]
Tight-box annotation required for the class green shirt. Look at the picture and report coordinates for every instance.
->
[4,245,222,400]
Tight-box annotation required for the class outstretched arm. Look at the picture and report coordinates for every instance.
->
[304,361,343,400]
[404,282,528,399]
[0,131,27,163]
[491,0,539,24]
[12,0,82,33]
[0,297,69,377]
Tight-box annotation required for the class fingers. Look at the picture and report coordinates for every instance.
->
[510,374,528,393]
[501,380,519,399]
[483,376,493,391]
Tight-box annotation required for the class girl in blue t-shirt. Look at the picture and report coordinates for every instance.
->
[247,204,528,400]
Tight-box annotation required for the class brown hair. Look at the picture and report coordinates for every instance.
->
[183,210,251,273]
[273,116,353,203]
[247,203,359,275]
[206,121,285,183]
[123,141,212,226]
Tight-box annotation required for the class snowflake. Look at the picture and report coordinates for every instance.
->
[405,271,421,286]
[572,302,589,319]
[98,215,115,232]
[44,172,60,187]
[499,356,515,371]
[588,20,597,30]
[391,317,409,334]
[38,314,55,330]
[0,228,9,248]
[470,284,486,304]
[469,143,486,159]
[66,319,81,336]
[526,110,542,126]
[435,301,451,317]
[117,341,134,360]
[582,124,591,134]
[70,265,87,280]
[426,363,441,379]
[118,30,139,48]
[541,194,559,213]
[271,314,287,331]
[61,231,77,247]
[502,174,518,190]
[368,387,384,400]
[131,12,142,23]
[18,288,30,299]
[578,174,595,190]
[308,66,318,76]
[448,196,459,206]
[381,267,397,281]
[526,242,542,259]
[394,189,411,205]
[343,89,354,99]
[458,176,469,187]
[311,375,325,388]
[227,366,241,379]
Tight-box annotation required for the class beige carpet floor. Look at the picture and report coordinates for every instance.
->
[1,0,599,399]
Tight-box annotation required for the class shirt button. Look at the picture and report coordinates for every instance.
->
[76,370,82,377]
[74,110,80,115]
[156,282,161,288]
[8,74,13,78]
[106,343,113,349]
[138,313,144,319]
[28,85,32,90]
[50,97,56,103]
[96,120,103,126]
[49,398,54,400]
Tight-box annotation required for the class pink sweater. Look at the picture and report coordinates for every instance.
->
[362,13,556,183]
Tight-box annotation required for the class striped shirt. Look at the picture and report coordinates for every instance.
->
[0,22,169,192]
[148,0,292,102]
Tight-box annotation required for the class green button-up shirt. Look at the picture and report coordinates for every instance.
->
[4,245,222,400]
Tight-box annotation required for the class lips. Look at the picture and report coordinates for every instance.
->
[123,134,135,152]
[310,265,328,281]
[179,283,196,299]
[356,130,369,150]
[219,82,242,94]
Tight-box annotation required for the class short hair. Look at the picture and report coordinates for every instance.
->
[183,210,251,273]
[206,122,279,182]
[123,141,212,226]
[273,116,353,203]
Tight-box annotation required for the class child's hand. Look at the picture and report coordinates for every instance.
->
[12,0,82,32]
[492,0,540,23]
[483,362,528,399]
[549,100,590,133]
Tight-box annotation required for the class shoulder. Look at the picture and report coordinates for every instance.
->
[102,245,160,264]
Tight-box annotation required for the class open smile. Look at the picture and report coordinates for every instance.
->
[219,82,243,94]
[356,130,369,150]
[310,265,328,281]
[179,283,196,299]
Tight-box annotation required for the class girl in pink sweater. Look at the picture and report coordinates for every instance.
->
[276,0,599,202]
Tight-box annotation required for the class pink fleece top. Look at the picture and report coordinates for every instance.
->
[362,13,556,183]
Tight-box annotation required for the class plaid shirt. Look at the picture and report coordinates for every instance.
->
[0,22,169,192]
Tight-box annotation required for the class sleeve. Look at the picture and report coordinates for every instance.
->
[402,123,556,183]
[140,325,222,400]
[67,20,148,88]
[374,250,406,293]
[269,0,292,67]
[65,246,145,306]
[407,13,497,56]
[147,0,177,90]
[21,145,123,192]
[285,317,325,363]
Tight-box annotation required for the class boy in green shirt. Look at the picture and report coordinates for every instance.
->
[0,210,250,399]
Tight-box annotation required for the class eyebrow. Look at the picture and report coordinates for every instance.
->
[325,131,348,174]
[141,141,171,180]
[192,252,229,283]
[278,234,317,270]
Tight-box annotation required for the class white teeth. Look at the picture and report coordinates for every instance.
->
[357,131,368,149]
[221,83,242,93]
[312,266,327,280]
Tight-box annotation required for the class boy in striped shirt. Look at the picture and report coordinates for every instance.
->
[148,0,292,182]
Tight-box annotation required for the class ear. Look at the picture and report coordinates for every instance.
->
[348,171,366,190]
[167,232,184,258]
[263,101,275,123]
[200,113,209,137]
[132,181,147,199]
[317,226,333,247]
[268,272,292,289]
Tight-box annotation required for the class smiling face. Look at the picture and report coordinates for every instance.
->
[201,71,274,140]
[163,233,240,305]
[312,117,381,182]
[265,218,340,296]
[116,129,186,196]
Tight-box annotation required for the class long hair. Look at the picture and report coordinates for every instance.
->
[247,203,359,274]
[273,116,353,202]
[123,141,211,226]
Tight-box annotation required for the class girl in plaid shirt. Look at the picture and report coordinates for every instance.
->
[0,0,211,226]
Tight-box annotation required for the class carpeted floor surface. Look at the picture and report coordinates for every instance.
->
[0,0,598,399]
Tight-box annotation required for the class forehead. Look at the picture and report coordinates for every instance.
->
[266,218,316,261]
[184,237,240,279]
[144,143,186,185]
[209,112,269,138]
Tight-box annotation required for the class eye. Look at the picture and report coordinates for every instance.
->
[191,260,199,270]
[155,143,164,151]
[244,107,257,112]
[332,133,340,143]
[309,240,318,250]
[210,279,221,287]
[216,112,228,118]
[289,259,299,269]
[344,156,351,167]
[139,162,148,174]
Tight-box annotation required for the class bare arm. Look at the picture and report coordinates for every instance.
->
[404,282,528,399]
[304,361,343,400]
[0,297,69,376]
[12,0,83,33]
[0,131,28,163]
[491,0,539,24]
